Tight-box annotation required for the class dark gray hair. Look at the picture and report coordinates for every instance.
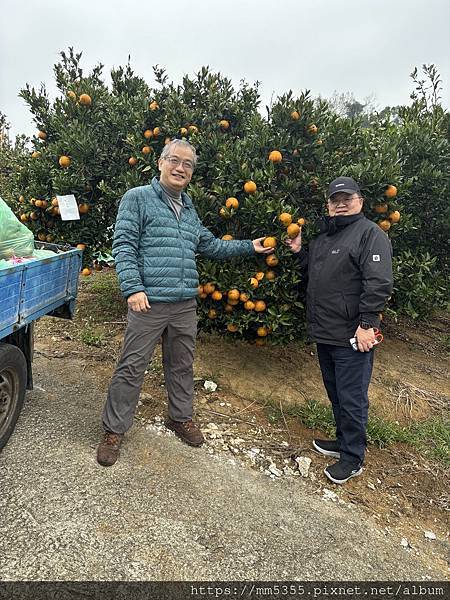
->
[160,139,198,167]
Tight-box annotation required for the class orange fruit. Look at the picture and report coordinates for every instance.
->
[34,200,42,208]
[78,203,90,215]
[291,110,300,121]
[278,212,293,226]
[76,243,86,251]
[225,197,239,209]
[219,120,230,130]
[263,237,277,249]
[228,289,240,301]
[203,282,216,294]
[41,200,48,209]
[265,270,276,281]
[164,137,171,145]
[224,304,234,313]
[227,299,239,306]
[79,94,92,106]
[221,234,234,240]
[46,234,54,243]
[211,290,223,301]
[38,131,47,140]
[265,254,279,267]
[255,271,265,281]
[20,214,28,222]
[219,207,230,219]
[240,292,250,302]
[227,323,238,333]
[188,125,198,134]
[316,139,323,145]
[37,231,47,242]
[297,217,306,226]
[268,150,282,163]
[59,155,71,168]
[244,300,255,311]
[244,180,257,194]
[388,210,401,223]
[18,195,25,203]
[51,197,59,206]
[67,90,76,101]
[250,277,259,289]
[308,124,318,135]
[144,129,153,139]
[29,212,38,220]
[81,267,92,276]
[378,220,391,232]
[128,157,138,166]
[142,145,153,154]
[149,101,159,111]
[287,223,301,238]
[255,338,266,347]
[257,326,268,337]
[384,185,397,198]
[374,203,388,214]
[31,151,41,159]
[199,292,208,299]
[153,126,161,137]
[254,300,266,312]
[207,309,217,319]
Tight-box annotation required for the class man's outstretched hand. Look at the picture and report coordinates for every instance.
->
[252,237,275,254]
[285,229,302,253]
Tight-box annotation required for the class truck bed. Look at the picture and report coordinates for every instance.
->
[0,242,83,340]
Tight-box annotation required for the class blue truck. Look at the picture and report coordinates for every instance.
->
[0,243,82,450]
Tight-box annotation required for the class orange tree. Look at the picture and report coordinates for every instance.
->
[10,50,449,341]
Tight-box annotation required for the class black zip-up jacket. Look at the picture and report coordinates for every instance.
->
[296,213,393,346]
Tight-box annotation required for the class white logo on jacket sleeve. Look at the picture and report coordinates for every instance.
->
[373,254,380,262]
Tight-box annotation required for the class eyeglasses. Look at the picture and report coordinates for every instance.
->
[164,156,194,171]
[328,194,360,206]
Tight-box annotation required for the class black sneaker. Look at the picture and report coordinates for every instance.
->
[324,460,363,484]
[313,438,340,458]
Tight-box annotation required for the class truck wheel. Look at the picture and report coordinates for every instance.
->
[0,343,27,451]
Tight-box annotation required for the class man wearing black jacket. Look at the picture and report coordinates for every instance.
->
[287,177,393,484]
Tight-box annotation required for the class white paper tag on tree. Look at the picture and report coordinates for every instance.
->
[56,194,80,221]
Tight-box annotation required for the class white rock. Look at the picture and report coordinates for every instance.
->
[400,538,411,548]
[367,483,376,491]
[424,531,436,540]
[322,488,339,502]
[203,380,218,392]
[268,464,283,477]
[295,456,312,478]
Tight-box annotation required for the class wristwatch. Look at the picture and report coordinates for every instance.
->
[359,320,372,330]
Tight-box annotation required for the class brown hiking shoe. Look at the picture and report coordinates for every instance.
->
[96,432,124,466]
[165,418,205,447]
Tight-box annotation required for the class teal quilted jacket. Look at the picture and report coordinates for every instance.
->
[113,177,255,302]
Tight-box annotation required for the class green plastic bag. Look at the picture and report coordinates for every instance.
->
[0,196,35,260]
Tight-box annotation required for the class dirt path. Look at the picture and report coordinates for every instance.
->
[0,348,446,581]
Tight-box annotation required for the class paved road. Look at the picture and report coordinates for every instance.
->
[0,353,443,581]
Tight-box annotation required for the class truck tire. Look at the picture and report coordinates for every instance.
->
[0,343,27,451]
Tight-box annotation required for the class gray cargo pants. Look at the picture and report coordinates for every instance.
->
[102,298,197,434]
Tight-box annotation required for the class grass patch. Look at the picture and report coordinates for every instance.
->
[80,326,105,347]
[79,271,126,322]
[266,399,449,466]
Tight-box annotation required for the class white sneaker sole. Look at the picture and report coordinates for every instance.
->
[324,466,363,485]
[312,440,340,458]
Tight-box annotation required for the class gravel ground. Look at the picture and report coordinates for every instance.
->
[0,353,445,581]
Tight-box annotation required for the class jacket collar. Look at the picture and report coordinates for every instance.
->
[319,212,364,236]
[151,177,193,209]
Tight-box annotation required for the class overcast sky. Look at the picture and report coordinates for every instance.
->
[1,0,449,138]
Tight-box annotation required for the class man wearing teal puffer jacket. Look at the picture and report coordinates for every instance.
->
[97,139,273,466]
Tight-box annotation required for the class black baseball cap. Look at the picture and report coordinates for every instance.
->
[328,176,361,198]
